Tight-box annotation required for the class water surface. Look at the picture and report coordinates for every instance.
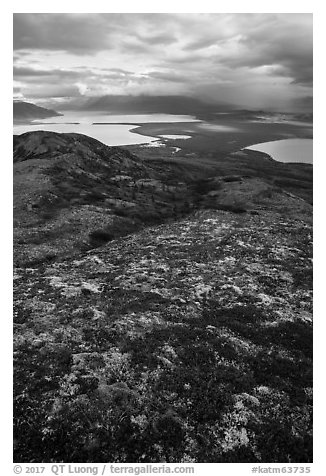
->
[35,111,200,124]
[245,138,313,164]
[13,111,199,146]
[13,123,157,147]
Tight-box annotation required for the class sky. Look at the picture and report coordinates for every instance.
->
[13,13,313,112]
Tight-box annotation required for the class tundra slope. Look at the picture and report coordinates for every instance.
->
[13,131,312,463]
[14,131,188,266]
[14,131,312,265]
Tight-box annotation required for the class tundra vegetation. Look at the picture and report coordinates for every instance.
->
[13,131,312,463]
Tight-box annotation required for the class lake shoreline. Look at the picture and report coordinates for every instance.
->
[13,111,313,161]
[245,138,313,164]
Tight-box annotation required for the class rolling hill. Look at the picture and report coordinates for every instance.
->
[13,101,62,122]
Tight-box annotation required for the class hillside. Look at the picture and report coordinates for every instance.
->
[13,131,313,463]
[13,101,62,122]
[13,131,198,266]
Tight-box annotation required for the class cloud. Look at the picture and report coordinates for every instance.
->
[145,71,189,83]
[101,67,134,75]
[13,66,81,77]
[22,83,83,99]
[221,14,313,86]
[13,13,179,55]
[13,13,313,111]
[13,86,24,100]
[136,32,177,46]
[290,95,313,112]
[14,66,52,77]
[13,14,113,54]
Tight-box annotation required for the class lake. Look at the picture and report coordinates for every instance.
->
[35,111,200,124]
[245,138,313,164]
[13,112,199,146]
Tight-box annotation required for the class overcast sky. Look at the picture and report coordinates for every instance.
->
[13,13,313,111]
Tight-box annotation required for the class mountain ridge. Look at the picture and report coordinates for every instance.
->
[79,94,233,114]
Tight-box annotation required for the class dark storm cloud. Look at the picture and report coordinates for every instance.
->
[182,37,220,51]
[181,14,313,86]
[13,14,114,53]
[22,84,83,99]
[223,14,312,86]
[13,13,312,110]
[119,39,152,54]
[292,95,313,111]
[146,71,189,83]
[14,66,52,76]
[13,13,178,54]
[13,66,82,77]
[135,32,177,46]
[14,64,137,82]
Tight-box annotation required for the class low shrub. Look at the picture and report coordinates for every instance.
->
[88,229,114,247]
[214,203,247,213]
[222,175,242,182]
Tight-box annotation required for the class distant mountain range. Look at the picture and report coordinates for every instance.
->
[78,94,233,115]
[13,101,62,121]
